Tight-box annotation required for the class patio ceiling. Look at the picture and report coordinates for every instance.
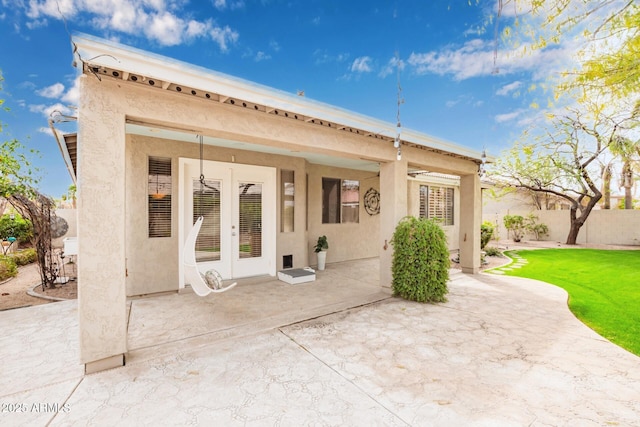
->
[126,122,381,172]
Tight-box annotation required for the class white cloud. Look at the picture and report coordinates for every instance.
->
[213,0,245,10]
[22,0,239,51]
[495,109,525,123]
[254,51,271,62]
[269,40,280,52]
[62,77,80,105]
[313,49,349,65]
[407,38,576,81]
[29,102,74,120]
[351,56,372,73]
[378,56,405,78]
[37,82,65,98]
[496,81,522,96]
[210,25,239,52]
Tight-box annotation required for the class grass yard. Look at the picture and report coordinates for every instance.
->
[501,249,640,357]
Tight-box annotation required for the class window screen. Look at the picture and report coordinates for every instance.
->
[148,157,171,238]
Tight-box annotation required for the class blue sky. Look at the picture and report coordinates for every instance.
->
[0,0,577,198]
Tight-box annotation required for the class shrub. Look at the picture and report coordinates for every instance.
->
[480,221,494,249]
[391,216,449,303]
[9,248,37,266]
[0,213,33,244]
[503,214,526,242]
[525,214,549,240]
[483,246,503,257]
[0,255,18,281]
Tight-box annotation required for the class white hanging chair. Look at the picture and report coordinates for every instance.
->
[183,216,237,296]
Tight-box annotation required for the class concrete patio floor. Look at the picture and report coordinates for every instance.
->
[1,258,639,426]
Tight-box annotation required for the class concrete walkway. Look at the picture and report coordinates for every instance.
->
[1,265,639,426]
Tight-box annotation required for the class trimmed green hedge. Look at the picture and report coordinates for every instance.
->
[391,216,449,303]
[0,255,18,281]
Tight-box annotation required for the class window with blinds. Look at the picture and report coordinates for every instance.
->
[148,157,172,238]
[193,179,221,262]
[420,185,454,226]
[239,182,262,258]
[281,170,294,232]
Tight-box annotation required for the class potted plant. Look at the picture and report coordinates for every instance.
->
[314,235,329,270]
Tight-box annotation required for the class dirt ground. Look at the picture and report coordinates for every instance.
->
[0,263,77,311]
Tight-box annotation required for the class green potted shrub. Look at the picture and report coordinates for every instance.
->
[314,235,329,270]
[391,217,449,303]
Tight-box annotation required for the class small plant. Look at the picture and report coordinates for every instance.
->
[0,255,18,281]
[525,214,549,240]
[9,248,37,266]
[483,246,503,257]
[503,214,526,242]
[480,221,494,249]
[314,235,328,253]
[391,216,449,303]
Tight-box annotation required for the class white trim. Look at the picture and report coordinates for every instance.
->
[72,33,488,163]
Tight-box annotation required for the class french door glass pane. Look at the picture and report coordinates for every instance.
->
[193,179,221,262]
[239,182,262,258]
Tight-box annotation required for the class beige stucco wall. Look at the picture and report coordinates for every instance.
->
[52,209,77,248]
[307,164,380,265]
[483,210,640,245]
[126,134,311,296]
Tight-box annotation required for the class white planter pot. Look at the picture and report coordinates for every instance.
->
[316,250,327,271]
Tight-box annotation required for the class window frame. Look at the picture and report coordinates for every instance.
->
[322,177,360,224]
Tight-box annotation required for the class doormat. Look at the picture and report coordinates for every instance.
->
[277,267,316,285]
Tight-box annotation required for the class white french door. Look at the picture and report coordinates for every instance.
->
[180,159,275,281]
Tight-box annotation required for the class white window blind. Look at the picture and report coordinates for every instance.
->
[193,179,221,262]
[239,182,262,258]
[148,157,171,238]
[420,185,454,226]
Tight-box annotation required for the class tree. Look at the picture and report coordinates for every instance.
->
[1,71,59,288]
[503,0,640,99]
[491,98,638,244]
[609,136,640,209]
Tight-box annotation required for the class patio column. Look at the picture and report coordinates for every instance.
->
[459,173,481,274]
[77,75,127,373]
[379,158,408,287]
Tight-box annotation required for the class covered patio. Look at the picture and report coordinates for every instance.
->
[125,257,389,364]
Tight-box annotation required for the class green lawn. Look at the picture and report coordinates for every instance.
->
[500,249,640,356]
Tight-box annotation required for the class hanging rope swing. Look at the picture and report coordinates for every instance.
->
[182,134,237,295]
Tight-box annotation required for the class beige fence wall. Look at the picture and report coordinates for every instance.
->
[483,210,640,246]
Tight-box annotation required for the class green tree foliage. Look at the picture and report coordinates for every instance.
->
[491,98,638,244]
[504,0,639,99]
[0,71,39,198]
[0,213,33,244]
[391,216,449,303]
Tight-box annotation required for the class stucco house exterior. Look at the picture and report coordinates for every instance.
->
[59,34,487,373]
